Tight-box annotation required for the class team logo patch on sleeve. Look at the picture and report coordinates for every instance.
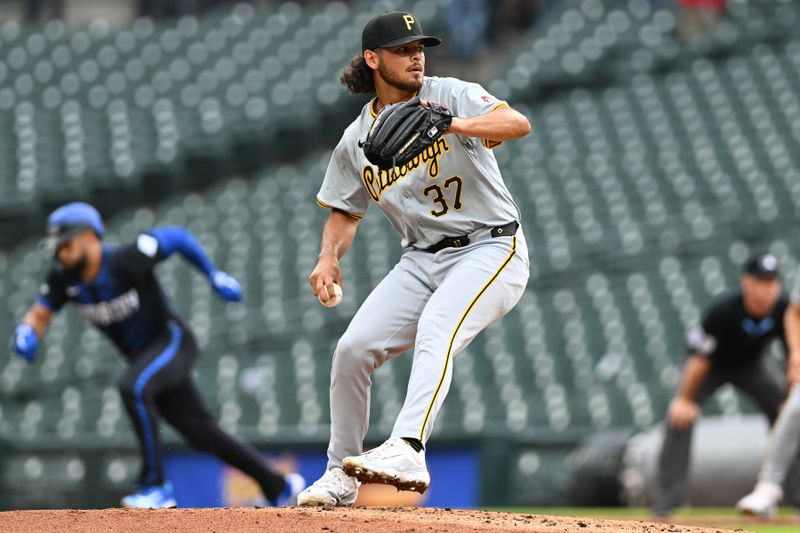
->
[687,326,717,355]
[481,95,492,103]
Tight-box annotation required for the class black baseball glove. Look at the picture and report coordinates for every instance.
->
[359,97,453,170]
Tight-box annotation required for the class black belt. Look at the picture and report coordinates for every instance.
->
[424,221,519,253]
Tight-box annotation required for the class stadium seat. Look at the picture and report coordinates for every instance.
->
[1,0,798,454]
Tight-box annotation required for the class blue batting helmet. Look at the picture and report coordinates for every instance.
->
[43,202,105,252]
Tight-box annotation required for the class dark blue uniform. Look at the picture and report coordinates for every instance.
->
[37,236,286,498]
[38,242,177,357]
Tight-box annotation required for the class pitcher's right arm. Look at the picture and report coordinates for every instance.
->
[309,209,360,301]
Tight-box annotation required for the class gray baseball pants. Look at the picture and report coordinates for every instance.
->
[325,230,529,468]
[758,383,800,487]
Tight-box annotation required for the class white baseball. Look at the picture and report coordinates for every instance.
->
[319,282,343,307]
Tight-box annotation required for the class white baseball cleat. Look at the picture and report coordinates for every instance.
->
[342,436,430,493]
[737,480,783,518]
[121,480,177,509]
[296,467,360,507]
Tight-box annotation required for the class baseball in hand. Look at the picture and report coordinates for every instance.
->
[319,283,343,307]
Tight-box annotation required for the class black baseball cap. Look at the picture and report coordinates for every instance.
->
[362,11,442,52]
[743,253,780,280]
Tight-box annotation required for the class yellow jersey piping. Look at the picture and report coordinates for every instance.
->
[316,199,363,220]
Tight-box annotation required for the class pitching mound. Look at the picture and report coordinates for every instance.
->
[0,507,735,533]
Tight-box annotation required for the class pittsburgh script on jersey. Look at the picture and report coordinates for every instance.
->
[76,289,140,326]
[362,137,450,202]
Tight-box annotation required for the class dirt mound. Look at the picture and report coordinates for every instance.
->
[0,507,738,533]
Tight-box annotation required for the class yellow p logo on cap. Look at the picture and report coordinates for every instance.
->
[403,15,415,31]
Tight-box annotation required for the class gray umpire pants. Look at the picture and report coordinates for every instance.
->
[653,355,800,514]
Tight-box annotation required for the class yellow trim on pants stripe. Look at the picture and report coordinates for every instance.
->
[418,235,517,441]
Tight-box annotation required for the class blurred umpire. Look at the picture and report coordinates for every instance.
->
[653,253,799,516]
[10,202,304,508]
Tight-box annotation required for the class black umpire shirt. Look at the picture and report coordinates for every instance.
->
[686,291,789,369]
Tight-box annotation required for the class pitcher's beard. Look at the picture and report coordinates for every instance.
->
[379,63,423,94]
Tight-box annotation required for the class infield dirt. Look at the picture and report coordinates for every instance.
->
[0,507,745,532]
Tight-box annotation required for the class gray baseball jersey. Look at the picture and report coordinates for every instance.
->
[317,76,520,249]
[314,75,531,472]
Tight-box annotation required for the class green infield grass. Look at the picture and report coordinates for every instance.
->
[487,507,799,533]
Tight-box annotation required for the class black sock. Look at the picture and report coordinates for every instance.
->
[401,437,424,453]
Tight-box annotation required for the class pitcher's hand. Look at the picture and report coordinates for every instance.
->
[310,253,342,301]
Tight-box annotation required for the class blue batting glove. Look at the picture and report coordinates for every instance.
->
[211,271,243,302]
[11,323,38,362]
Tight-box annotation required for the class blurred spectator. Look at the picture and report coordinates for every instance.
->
[25,0,63,22]
[138,0,223,19]
[444,0,490,63]
[136,0,355,19]
[677,0,726,42]
[488,0,544,46]
[439,0,542,81]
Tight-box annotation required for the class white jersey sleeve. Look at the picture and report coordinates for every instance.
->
[316,135,370,220]
[792,266,800,306]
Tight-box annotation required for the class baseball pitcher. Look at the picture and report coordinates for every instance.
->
[297,11,531,507]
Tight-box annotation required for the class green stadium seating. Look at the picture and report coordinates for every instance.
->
[1,1,799,501]
[0,0,451,245]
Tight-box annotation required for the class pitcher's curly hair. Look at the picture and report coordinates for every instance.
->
[339,54,375,95]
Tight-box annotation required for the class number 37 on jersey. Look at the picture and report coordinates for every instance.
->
[423,176,463,217]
